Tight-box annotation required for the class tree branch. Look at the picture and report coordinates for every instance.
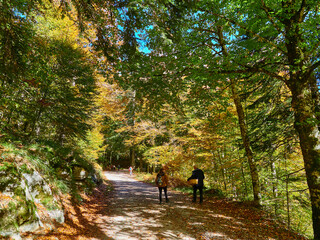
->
[304,60,320,79]
[210,66,285,82]
[296,0,308,23]
[260,0,283,33]
[198,7,286,54]
[304,40,320,63]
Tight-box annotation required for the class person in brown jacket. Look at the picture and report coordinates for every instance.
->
[156,168,169,204]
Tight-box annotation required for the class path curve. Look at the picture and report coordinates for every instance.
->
[102,171,306,240]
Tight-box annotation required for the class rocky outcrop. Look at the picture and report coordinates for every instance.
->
[0,163,64,239]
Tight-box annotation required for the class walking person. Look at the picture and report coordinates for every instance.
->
[187,165,205,203]
[129,166,133,176]
[156,168,169,204]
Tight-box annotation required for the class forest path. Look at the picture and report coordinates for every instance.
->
[101,171,305,240]
[27,171,307,240]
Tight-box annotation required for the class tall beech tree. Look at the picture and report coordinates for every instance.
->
[217,24,262,206]
[193,1,320,238]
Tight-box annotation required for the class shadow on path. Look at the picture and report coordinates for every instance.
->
[24,183,112,240]
[101,171,307,240]
[25,171,307,240]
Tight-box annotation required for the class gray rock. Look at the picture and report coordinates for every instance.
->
[0,168,65,239]
[48,209,65,223]
[18,221,41,233]
[9,233,22,240]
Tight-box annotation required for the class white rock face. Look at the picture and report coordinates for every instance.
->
[0,168,65,239]
[22,171,53,200]
[48,209,65,223]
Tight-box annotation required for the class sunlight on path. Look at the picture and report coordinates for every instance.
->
[101,171,229,240]
[29,171,306,240]
[99,171,301,240]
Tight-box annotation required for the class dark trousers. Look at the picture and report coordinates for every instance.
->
[158,186,168,202]
[193,185,203,203]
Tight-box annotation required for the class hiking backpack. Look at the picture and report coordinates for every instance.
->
[157,175,164,187]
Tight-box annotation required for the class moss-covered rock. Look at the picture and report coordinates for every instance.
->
[0,162,64,238]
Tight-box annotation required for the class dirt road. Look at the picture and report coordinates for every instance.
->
[101,171,306,240]
[104,171,202,240]
[29,171,307,240]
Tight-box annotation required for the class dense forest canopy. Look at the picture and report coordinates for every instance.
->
[1,0,320,239]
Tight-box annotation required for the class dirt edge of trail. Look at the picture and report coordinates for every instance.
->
[20,172,309,240]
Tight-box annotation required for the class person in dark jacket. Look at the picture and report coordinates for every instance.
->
[187,165,205,203]
[156,168,169,204]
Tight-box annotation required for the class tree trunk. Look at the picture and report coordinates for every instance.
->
[130,148,135,168]
[27,105,44,141]
[286,174,291,229]
[217,149,227,191]
[289,83,320,239]
[230,79,262,206]
[217,25,261,206]
[241,160,249,198]
[139,157,143,171]
[270,159,278,216]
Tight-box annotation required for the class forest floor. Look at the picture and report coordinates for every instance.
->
[22,171,309,240]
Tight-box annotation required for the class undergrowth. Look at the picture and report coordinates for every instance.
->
[0,141,103,201]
